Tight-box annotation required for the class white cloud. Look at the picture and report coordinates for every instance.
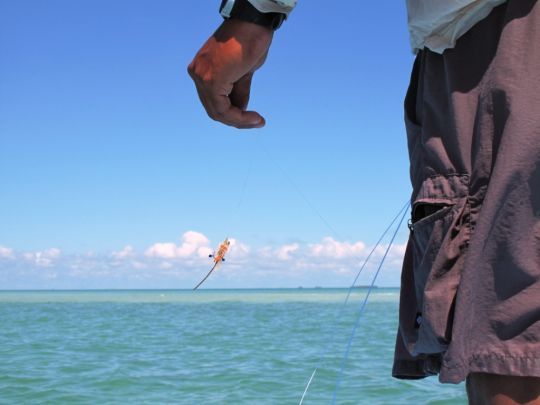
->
[0,246,14,259]
[132,260,147,270]
[145,231,211,259]
[111,245,134,259]
[276,243,299,260]
[228,238,250,259]
[23,248,61,267]
[145,242,177,259]
[159,261,173,269]
[310,237,365,258]
[256,243,299,261]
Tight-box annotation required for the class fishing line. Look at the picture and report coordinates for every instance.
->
[250,136,410,403]
[255,136,343,241]
[194,144,254,290]
[330,206,408,404]
[298,200,409,405]
[226,155,254,232]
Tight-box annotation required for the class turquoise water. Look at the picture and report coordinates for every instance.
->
[0,289,466,404]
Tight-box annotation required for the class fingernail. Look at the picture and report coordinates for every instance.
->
[253,118,265,128]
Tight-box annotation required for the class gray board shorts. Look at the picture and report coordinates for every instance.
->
[392,0,540,384]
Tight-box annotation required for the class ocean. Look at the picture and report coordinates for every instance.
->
[0,289,467,404]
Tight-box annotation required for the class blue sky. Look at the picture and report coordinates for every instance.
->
[0,1,415,289]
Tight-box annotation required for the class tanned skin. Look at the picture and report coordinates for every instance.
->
[188,19,273,129]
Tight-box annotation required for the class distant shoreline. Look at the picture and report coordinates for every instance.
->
[0,286,399,292]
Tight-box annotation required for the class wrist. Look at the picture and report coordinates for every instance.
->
[220,0,287,31]
[216,18,274,52]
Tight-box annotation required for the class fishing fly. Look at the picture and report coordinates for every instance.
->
[193,237,231,290]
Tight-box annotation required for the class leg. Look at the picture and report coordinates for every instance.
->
[466,373,540,405]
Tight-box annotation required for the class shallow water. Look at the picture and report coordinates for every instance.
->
[0,289,466,404]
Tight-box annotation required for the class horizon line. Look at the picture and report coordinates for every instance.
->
[0,286,400,292]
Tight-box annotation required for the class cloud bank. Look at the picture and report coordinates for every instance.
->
[0,231,406,289]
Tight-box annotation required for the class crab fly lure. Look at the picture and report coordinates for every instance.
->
[193,238,231,290]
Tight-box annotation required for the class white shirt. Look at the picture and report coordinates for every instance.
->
[406,0,507,53]
[247,0,297,15]
[247,0,507,54]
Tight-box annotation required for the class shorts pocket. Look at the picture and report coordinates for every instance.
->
[408,181,470,355]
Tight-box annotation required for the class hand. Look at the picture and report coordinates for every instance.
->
[188,19,273,129]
